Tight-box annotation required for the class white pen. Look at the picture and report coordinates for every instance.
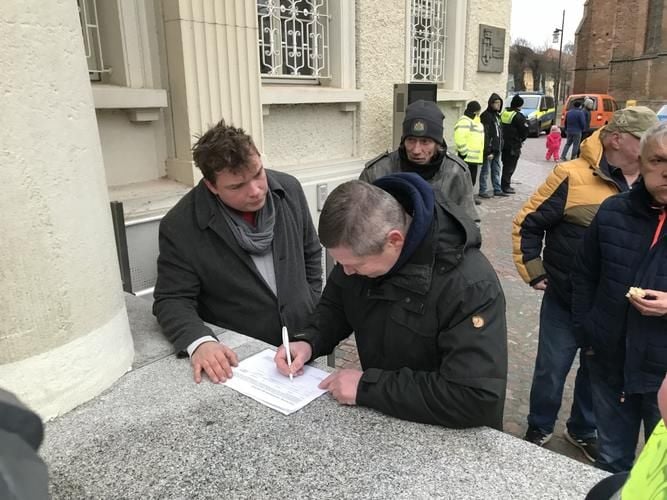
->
[282,325,293,381]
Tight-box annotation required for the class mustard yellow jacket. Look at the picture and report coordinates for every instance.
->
[511,129,623,305]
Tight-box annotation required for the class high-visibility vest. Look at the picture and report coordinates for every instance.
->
[454,115,485,164]
[500,109,518,125]
[621,419,667,498]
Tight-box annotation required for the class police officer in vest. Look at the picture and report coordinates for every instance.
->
[454,100,485,205]
[360,99,479,225]
[500,95,530,194]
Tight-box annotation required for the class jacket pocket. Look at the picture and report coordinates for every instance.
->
[641,346,667,375]
[389,298,437,338]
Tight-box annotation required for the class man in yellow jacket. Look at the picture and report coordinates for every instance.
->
[454,101,485,205]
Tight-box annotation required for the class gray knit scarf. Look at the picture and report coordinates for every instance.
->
[217,192,276,255]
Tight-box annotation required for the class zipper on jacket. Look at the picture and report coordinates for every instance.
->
[650,208,666,249]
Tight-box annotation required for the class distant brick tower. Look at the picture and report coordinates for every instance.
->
[573,0,666,109]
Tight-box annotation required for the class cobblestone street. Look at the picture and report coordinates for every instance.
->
[335,135,592,464]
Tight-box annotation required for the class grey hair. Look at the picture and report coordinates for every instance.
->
[640,121,667,159]
[318,180,409,256]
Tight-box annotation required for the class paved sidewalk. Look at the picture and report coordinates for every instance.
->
[334,136,593,464]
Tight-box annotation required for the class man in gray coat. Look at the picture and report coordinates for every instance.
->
[359,100,479,225]
[153,120,322,384]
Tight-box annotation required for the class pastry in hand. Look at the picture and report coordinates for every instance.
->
[626,287,647,299]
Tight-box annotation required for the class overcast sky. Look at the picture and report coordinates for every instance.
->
[510,0,585,49]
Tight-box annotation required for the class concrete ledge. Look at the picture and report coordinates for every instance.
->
[0,307,134,421]
[261,85,364,105]
[437,89,474,102]
[92,85,168,109]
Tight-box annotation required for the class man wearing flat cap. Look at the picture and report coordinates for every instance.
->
[512,106,659,463]
[360,99,479,225]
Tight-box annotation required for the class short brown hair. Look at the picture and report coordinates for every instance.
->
[192,119,259,183]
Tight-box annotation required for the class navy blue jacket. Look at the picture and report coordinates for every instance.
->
[564,108,587,134]
[572,182,667,393]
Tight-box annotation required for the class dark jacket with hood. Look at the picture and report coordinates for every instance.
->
[480,93,504,157]
[360,147,479,225]
[501,105,529,154]
[572,181,667,394]
[153,170,322,352]
[294,173,508,429]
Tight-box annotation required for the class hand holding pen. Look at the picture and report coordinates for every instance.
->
[275,328,311,379]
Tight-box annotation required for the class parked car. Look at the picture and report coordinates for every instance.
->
[657,104,667,122]
[561,94,618,132]
[507,92,556,137]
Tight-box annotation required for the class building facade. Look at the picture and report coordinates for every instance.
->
[573,0,666,108]
[1,0,511,417]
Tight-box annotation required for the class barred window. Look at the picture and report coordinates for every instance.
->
[77,0,110,81]
[645,0,663,53]
[410,0,447,82]
[257,0,331,79]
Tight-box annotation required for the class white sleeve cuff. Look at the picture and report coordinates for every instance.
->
[186,336,218,357]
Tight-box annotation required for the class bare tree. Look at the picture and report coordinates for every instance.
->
[509,40,536,91]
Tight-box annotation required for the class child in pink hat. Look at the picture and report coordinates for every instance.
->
[545,125,562,161]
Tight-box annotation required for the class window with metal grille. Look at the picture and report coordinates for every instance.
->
[410,0,447,82]
[645,0,663,53]
[257,0,331,80]
[77,0,110,80]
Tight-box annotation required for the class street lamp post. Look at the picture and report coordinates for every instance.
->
[552,10,565,123]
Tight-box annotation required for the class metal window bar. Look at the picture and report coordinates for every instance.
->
[257,0,331,79]
[77,0,111,80]
[410,0,447,82]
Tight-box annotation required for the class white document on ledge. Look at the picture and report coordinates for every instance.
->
[223,349,329,415]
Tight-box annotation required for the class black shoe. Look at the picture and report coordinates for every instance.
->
[524,427,553,447]
[564,430,598,463]
[478,192,493,199]
[494,191,510,197]
[474,196,482,205]
[503,187,516,194]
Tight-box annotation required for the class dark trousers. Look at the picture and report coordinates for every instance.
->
[527,292,596,437]
[466,162,479,187]
[501,150,520,191]
[589,356,661,473]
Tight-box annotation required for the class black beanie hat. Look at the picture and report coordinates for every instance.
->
[402,100,444,144]
[510,95,524,108]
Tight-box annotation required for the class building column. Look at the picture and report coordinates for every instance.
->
[0,0,134,419]
[163,0,264,185]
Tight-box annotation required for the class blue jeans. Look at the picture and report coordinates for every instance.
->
[479,155,502,195]
[562,131,582,160]
[527,291,596,438]
[589,356,661,473]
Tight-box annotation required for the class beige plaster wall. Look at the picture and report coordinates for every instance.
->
[464,0,512,107]
[262,105,356,169]
[97,110,169,186]
[356,0,408,158]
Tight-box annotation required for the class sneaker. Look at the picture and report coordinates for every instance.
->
[564,430,598,463]
[494,191,510,197]
[474,195,482,205]
[524,427,553,447]
[478,192,493,199]
[503,187,516,194]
